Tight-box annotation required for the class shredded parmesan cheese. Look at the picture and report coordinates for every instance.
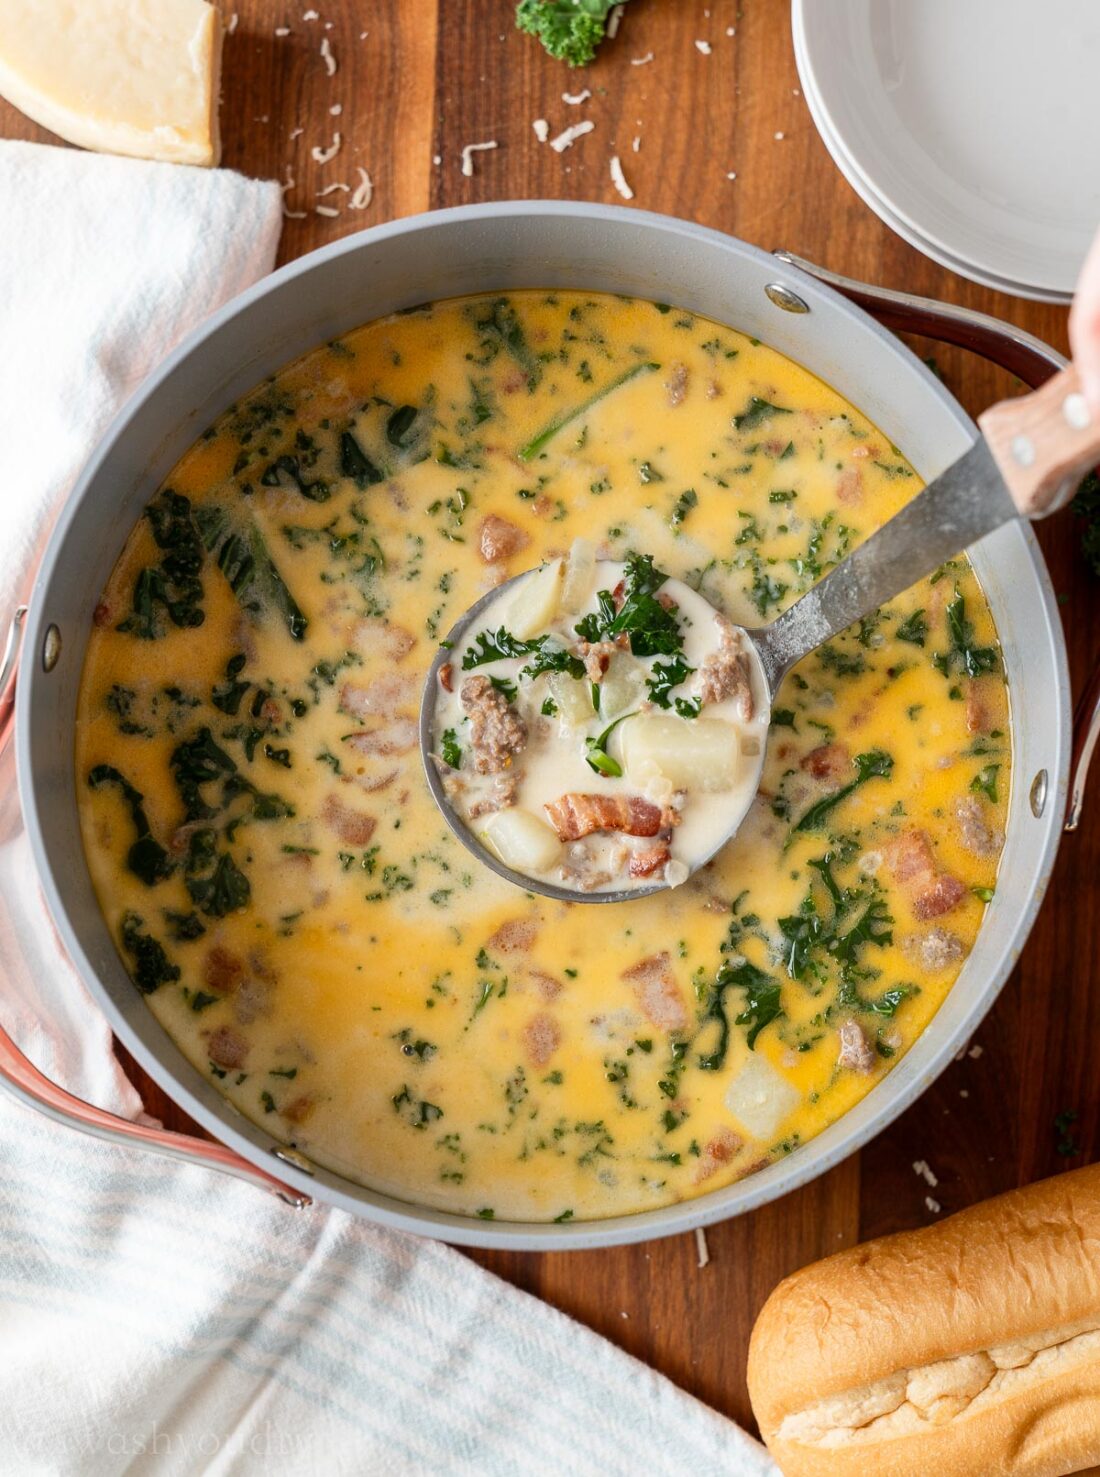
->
[280,167,307,220]
[774,130,786,141]
[913,1159,939,1188]
[460,140,498,177]
[532,118,550,143]
[311,133,342,164]
[275,26,290,37]
[303,8,319,19]
[320,36,337,75]
[226,12,239,33]
[631,51,654,65]
[695,1226,710,1269]
[609,154,633,200]
[631,135,640,152]
[315,204,340,218]
[562,89,591,105]
[289,127,304,139]
[549,120,594,153]
[925,1196,942,1214]
[695,39,712,55]
[316,182,349,196]
[607,4,625,39]
[348,167,373,210]
[330,103,342,115]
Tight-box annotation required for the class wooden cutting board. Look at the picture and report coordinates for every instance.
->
[2,0,1095,1434]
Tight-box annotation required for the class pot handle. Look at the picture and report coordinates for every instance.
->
[0,1018,311,1206]
[775,251,1100,832]
[771,251,1068,389]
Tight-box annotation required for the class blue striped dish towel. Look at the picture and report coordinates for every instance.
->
[0,141,776,1477]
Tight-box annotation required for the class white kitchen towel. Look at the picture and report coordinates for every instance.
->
[0,140,776,1476]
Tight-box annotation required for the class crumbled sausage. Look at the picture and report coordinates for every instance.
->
[344,718,418,756]
[692,615,754,719]
[837,1018,876,1073]
[204,946,245,994]
[965,680,993,735]
[884,827,968,921]
[801,743,851,783]
[351,618,416,663]
[467,773,519,818]
[487,917,538,954]
[521,1012,561,1068]
[621,952,689,1033]
[665,361,688,406]
[233,975,272,1026]
[545,792,670,841]
[904,927,965,972]
[320,793,377,846]
[694,1127,742,1184]
[529,969,564,1000]
[478,513,529,564]
[577,639,621,683]
[955,794,1001,858]
[460,674,527,773]
[204,1025,249,1070]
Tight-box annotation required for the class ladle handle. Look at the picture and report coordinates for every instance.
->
[979,364,1100,517]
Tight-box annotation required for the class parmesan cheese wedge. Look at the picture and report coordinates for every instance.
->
[0,0,223,167]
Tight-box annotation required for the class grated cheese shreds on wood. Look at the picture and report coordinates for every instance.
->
[609,154,633,200]
[607,3,625,38]
[348,167,373,210]
[913,1159,939,1188]
[275,26,290,37]
[226,12,239,33]
[695,39,712,54]
[320,36,337,75]
[532,118,550,143]
[631,51,654,65]
[280,167,307,220]
[695,1226,710,1268]
[549,120,594,153]
[316,182,349,195]
[303,8,319,19]
[632,135,640,152]
[311,133,342,164]
[925,1196,942,1214]
[460,140,498,177]
[562,89,591,105]
[315,204,340,218]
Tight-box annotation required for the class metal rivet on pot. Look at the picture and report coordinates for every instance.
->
[765,282,810,314]
[1030,769,1048,818]
[273,1146,315,1176]
[41,624,62,673]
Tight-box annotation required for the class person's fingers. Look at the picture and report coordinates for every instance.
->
[1070,227,1100,417]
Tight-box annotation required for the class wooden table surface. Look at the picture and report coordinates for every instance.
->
[5,0,1098,1437]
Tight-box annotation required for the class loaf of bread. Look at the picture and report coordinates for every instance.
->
[748,1164,1100,1477]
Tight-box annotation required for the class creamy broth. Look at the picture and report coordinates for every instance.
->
[75,292,1010,1222]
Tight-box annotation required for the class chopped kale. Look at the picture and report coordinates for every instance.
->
[120,912,180,994]
[733,396,792,433]
[117,490,206,640]
[339,430,384,486]
[790,750,894,836]
[87,765,173,887]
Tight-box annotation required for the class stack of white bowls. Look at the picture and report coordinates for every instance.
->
[791,0,1100,303]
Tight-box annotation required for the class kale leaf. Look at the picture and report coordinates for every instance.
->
[120,912,180,994]
[515,0,626,68]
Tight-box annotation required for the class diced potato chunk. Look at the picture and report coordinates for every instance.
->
[619,714,740,792]
[599,652,646,721]
[502,559,564,639]
[548,670,594,727]
[724,1053,800,1142]
[482,808,562,874]
[560,537,596,613]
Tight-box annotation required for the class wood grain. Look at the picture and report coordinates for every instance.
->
[3,0,1097,1437]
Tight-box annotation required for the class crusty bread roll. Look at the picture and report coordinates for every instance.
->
[748,1164,1100,1477]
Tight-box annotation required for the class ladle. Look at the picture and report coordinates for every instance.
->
[422,364,1100,902]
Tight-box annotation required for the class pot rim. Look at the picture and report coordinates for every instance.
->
[15,201,1071,1250]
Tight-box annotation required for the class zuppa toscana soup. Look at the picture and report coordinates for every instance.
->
[76,291,1009,1222]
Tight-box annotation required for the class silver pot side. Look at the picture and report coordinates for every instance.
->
[15,203,1070,1250]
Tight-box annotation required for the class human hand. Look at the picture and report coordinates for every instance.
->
[1070,226,1100,417]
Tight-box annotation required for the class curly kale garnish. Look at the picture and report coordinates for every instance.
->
[515,0,627,67]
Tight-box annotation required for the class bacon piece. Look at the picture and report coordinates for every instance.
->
[837,1019,876,1074]
[965,680,994,735]
[438,662,454,693]
[487,917,538,954]
[629,841,670,878]
[282,1094,316,1125]
[93,599,114,628]
[836,466,863,505]
[885,828,967,921]
[801,743,851,783]
[320,793,376,846]
[478,513,529,564]
[521,1012,561,1068]
[204,1025,249,1070]
[343,718,418,757]
[203,946,244,995]
[460,675,527,774]
[694,1127,742,1184]
[545,792,665,842]
[622,952,688,1033]
[693,615,754,718]
[338,673,414,721]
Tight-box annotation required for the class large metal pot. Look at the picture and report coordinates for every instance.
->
[7,203,1082,1249]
